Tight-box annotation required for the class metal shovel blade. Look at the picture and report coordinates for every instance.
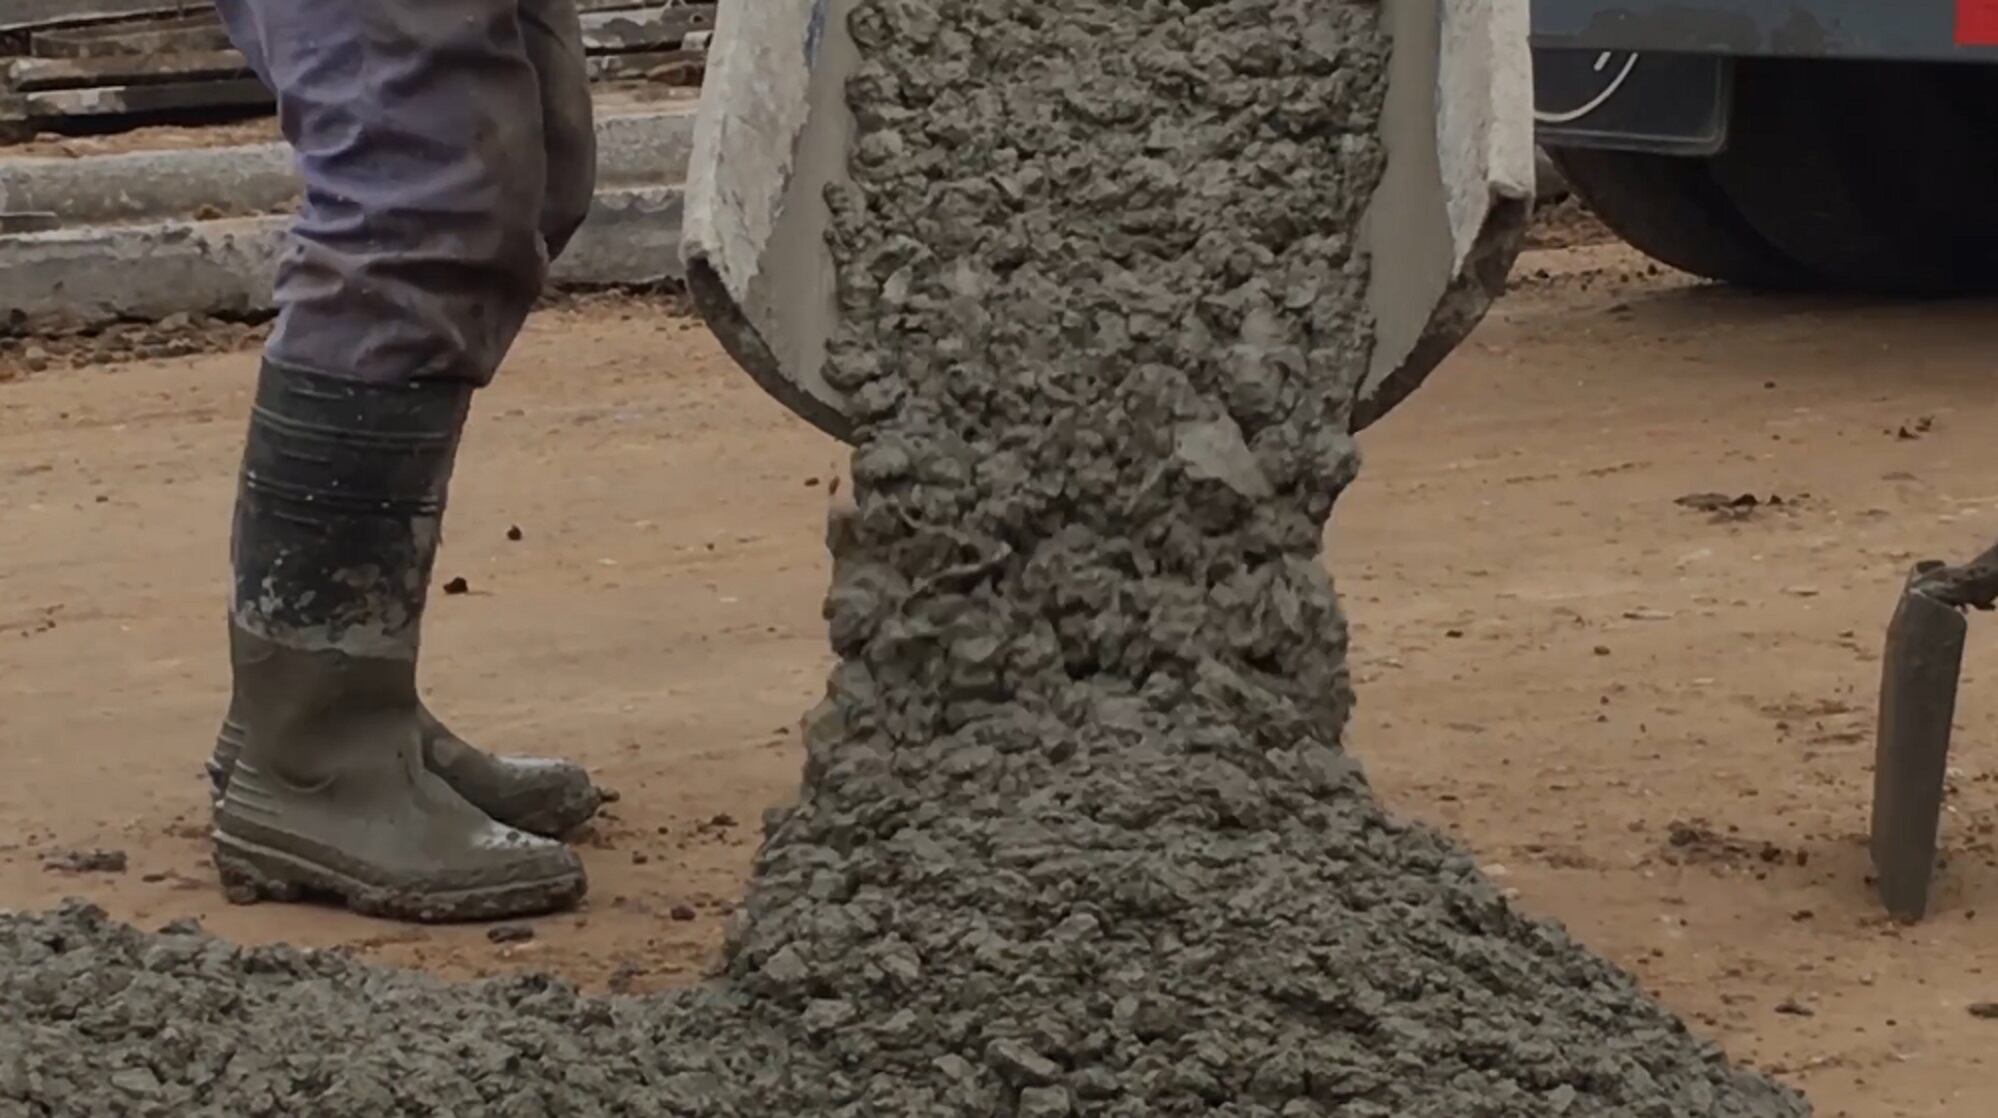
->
[1872,565,1969,923]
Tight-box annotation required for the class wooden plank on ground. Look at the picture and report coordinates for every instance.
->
[7,50,250,92]
[5,0,715,44]
[14,76,269,119]
[578,4,715,52]
[586,47,705,82]
[0,210,59,232]
[0,0,200,35]
[30,12,228,58]
[574,0,712,11]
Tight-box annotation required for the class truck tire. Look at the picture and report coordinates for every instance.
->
[1545,147,1811,290]
[1709,59,1998,297]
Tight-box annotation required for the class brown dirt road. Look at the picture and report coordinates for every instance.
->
[9,236,1998,1115]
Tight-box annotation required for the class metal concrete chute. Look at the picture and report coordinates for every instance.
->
[678,0,858,441]
[679,0,1535,443]
[1355,0,1535,431]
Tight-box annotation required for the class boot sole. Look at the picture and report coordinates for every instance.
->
[213,833,585,924]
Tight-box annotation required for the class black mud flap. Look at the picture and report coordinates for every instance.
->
[1533,48,1731,156]
[1872,563,1970,923]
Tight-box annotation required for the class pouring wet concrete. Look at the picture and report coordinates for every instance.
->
[0,1,1809,1114]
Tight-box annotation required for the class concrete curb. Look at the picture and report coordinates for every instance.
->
[0,184,684,331]
[0,107,696,227]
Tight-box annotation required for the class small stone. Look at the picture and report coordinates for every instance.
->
[109,1067,161,1096]
[671,904,698,922]
[486,924,535,944]
[875,1007,923,1046]
[21,346,49,372]
[1048,912,1101,943]
[1773,998,1813,1017]
[442,577,471,595]
[507,525,524,541]
[631,851,650,865]
[1970,1002,1998,1019]
[876,941,922,984]
[760,945,810,986]
[932,1054,975,1081]
[1071,1067,1121,1100]
[986,1038,1061,1086]
[801,998,856,1033]
[1018,1086,1073,1117]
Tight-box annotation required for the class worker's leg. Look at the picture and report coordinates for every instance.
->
[205,0,599,922]
[215,0,548,385]
[522,0,597,261]
[210,0,605,843]
[210,0,604,842]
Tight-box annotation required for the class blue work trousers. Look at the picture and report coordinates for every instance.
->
[217,0,596,385]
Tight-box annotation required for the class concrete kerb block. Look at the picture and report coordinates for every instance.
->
[0,105,696,227]
[0,145,297,229]
[0,106,694,331]
[551,183,686,287]
[0,217,280,329]
[0,185,685,333]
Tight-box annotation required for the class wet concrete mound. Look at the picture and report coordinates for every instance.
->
[0,1,1809,1115]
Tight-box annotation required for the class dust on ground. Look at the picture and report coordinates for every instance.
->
[8,239,1998,1115]
[1523,195,1616,251]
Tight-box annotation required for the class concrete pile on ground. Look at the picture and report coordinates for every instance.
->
[0,1,1810,1115]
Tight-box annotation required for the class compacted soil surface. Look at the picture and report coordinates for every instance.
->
[7,205,1998,1112]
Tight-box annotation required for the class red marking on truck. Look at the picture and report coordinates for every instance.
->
[1959,0,1998,44]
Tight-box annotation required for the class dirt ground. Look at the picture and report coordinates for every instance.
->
[9,226,1998,1116]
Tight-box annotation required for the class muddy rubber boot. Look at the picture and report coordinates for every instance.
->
[417,709,605,839]
[209,633,603,838]
[210,362,587,922]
